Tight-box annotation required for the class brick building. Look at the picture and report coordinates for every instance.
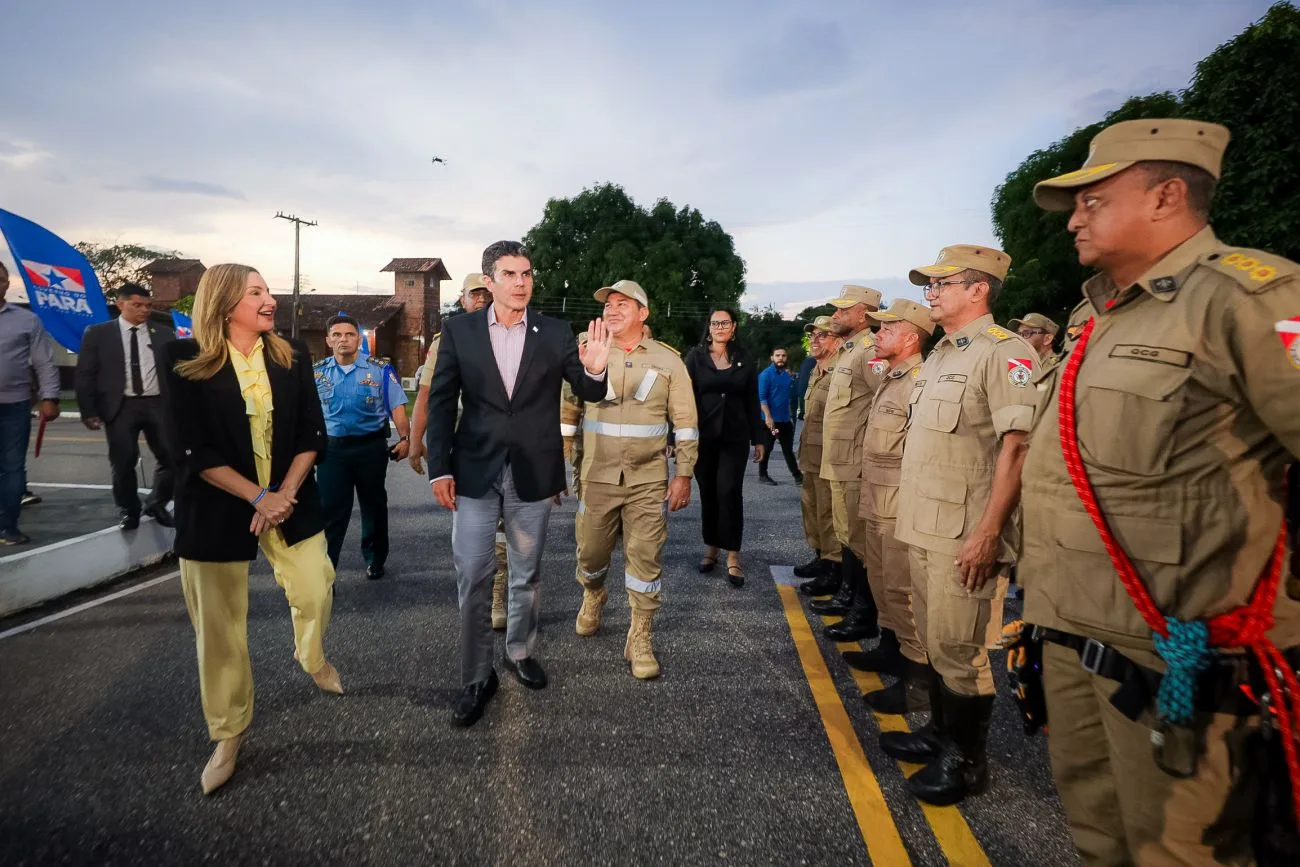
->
[144,258,205,306]
[380,257,450,375]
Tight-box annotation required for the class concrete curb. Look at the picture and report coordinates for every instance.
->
[0,518,175,618]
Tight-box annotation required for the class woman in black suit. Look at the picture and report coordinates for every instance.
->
[162,263,340,795]
[684,307,766,587]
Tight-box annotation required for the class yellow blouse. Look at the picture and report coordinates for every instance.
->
[227,339,274,488]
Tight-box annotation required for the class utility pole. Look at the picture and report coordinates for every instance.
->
[274,211,317,339]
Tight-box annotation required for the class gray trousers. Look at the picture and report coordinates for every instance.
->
[451,465,552,685]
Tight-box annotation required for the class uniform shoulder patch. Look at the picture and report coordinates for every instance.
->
[653,339,680,356]
[985,325,1016,342]
[1200,247,1298,293]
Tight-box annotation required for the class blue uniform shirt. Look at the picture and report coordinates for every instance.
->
[314,354,408,437]
[758,364,796,423]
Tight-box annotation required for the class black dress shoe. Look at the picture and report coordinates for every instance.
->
[759,474,778,486]
[863,679,908,715]
[799,571,841,597]
[119,513,140,531]
[366,564,385,580]
[793,555,827,579]
[451,670,499,727]
[505,657,548,690]
[793,471,804,485]
[143,505,174,528]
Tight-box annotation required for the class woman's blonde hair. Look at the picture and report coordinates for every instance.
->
[175,263,294,380]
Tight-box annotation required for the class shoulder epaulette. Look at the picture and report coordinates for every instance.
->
[654,339,680,356]
[984,324,1017,342]
[313,358,329,370]
[1199,247,1298,293]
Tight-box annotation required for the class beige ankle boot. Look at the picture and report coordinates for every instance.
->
[201,734,243,795]
[575,586,609,636]
[624,610,660,679]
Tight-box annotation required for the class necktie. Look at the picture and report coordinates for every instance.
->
[129,327,145,396]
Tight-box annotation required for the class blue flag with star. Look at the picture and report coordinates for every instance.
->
[0,207,110,352]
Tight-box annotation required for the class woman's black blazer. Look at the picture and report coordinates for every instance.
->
[161,338,327,562]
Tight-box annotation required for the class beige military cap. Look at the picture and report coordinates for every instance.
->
[909,245,1012,286]
[828,284,882,310]
[594,279,649,310]
[463,272,487,291]
[1008,312,1059,334]
[1033,118,1231,211]
[803,315,836,334]
[867,298,936,336]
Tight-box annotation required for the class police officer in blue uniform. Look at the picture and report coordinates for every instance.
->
[315,314,410,579]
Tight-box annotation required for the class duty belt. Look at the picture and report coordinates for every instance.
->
[1031,625,1274,721]
[328,427,387,446]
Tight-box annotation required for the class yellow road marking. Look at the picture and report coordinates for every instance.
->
[821,620,992,867]
[777,585,912,865]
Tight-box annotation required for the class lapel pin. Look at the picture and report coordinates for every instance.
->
[532,326,539,333]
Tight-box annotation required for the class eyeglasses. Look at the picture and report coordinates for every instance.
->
[922,279,973,300]
[1016,328,1047,338]
[709,320,735,328]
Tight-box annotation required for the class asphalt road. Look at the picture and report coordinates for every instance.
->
[0,446,1082,866]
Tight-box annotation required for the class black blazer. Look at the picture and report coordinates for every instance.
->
[684,345,765,446]
[161,338,327,562]
[75,319,175,423]
[426,306,607,501]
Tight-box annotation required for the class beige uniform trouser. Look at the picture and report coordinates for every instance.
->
[865,522,924,664]
[800,473,841,562]
[576,480,666,613]
[1043,642,1262,867]
[180,530,335,741]
[828,479,867,561]
[909,545,1006,696]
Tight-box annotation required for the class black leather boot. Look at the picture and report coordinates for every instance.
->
[824,550,879,642]
[793,552,825,579]
[799,559,841,596]
[810,573,855,615]
[880,664,944,761]
[842,628,902,674]
[907,687,996,806]
[863,656,932,715]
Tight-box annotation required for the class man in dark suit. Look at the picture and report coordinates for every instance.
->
[427,240,611,727]
[75,283,176,529]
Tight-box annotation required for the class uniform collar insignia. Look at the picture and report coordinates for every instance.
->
[954,335,970,348]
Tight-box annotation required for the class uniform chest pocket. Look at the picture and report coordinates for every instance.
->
[864,408,907,457]
[915,379,965,433]
[1078,360,1192,476]
[827,375,851,410]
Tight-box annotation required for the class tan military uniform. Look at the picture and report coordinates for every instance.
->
[798,363,840,564]
[560,380,586,498]
[1021,229,1300,864]
[417,335,441,389]
[820,330,883,562]
[894,314,1038,695]
[860,353,925,663]
[576,337,698,613]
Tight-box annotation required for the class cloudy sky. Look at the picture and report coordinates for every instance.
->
[0,0,1273,316]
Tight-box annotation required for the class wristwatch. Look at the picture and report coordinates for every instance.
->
[397,435,409,443]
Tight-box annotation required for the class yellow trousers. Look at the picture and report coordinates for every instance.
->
[180,529,335,740]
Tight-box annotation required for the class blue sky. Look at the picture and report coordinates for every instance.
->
[0,0,1275,316]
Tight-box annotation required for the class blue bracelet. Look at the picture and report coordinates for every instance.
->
[251,488,268,506]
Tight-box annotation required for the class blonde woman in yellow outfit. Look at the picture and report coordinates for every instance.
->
[162,264,341,795]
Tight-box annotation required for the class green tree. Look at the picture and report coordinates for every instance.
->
[74,242,181,298]
[989,1,1300,323]
[173,294,195,315]
[742,305,806,365]
[522,183,746,351]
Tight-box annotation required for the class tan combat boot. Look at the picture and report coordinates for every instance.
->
[624,610,660,679]
[575,586,608,636]
[491,569,507,631]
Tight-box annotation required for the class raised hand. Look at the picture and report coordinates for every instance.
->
[579,318,612,375]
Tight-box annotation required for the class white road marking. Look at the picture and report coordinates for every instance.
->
[0,570,180,641]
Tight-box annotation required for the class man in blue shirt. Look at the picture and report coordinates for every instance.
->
[315,314,410,579]
[757,347,802,486]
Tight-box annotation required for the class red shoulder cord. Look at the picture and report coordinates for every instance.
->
[1059,315,1300,828]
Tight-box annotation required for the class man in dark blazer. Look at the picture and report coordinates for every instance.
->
[427,240,611,727]
[75,283,176,529]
